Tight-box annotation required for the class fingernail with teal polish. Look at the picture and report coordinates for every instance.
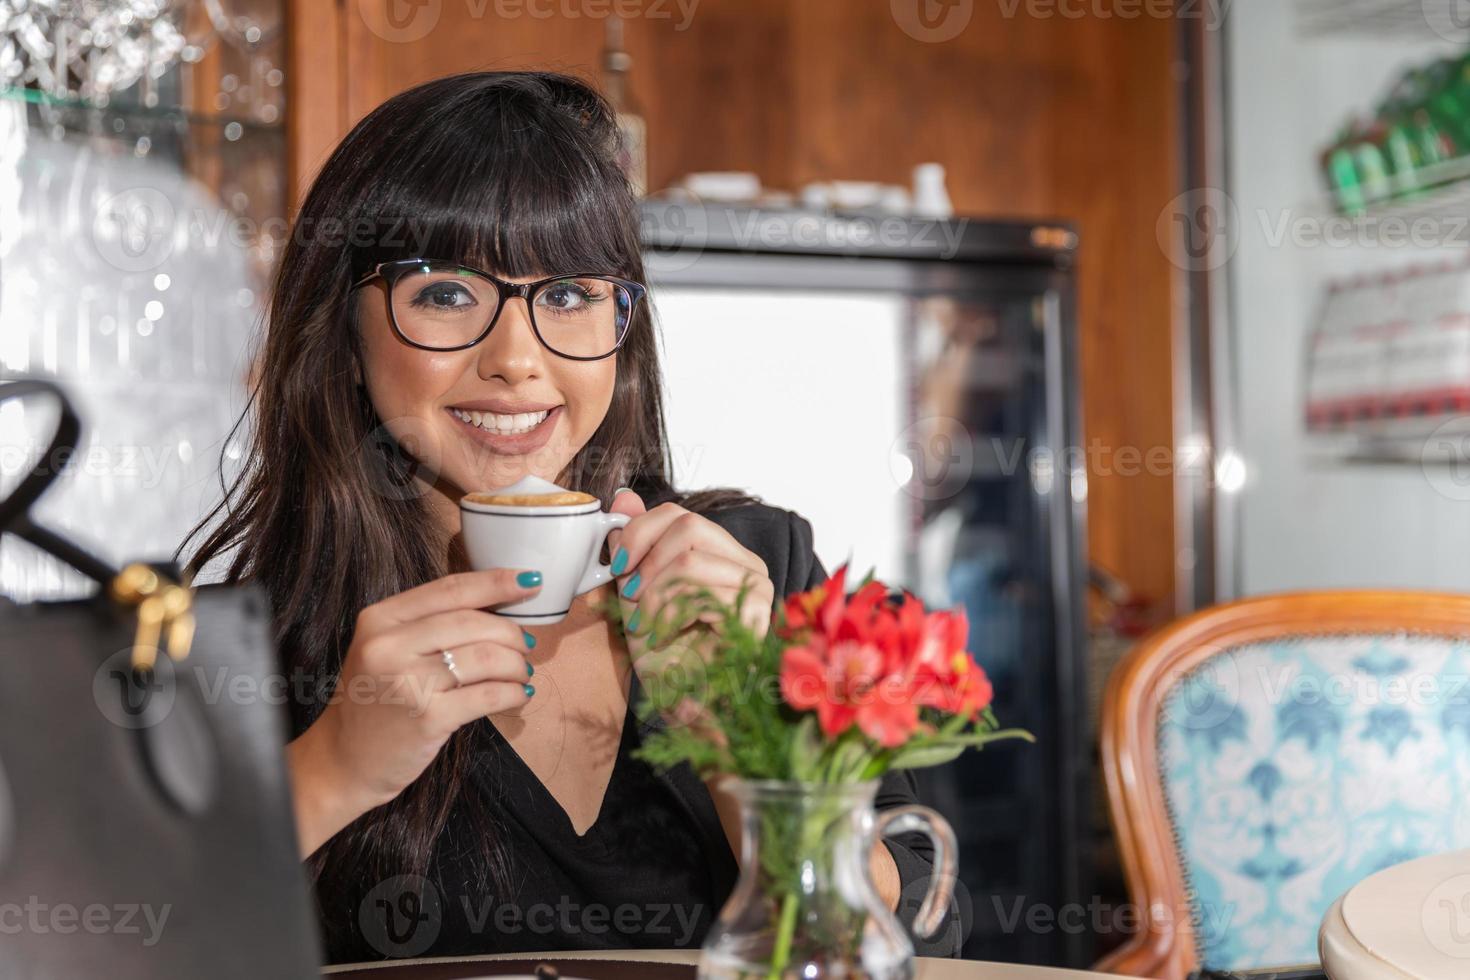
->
[526,660,535,677]
[614,486,633,495]
[524,683,535,698]
[621,570,640,598]
[610,547,629,576]
[517,570,542,588]
[522,629,536,649]
[627,608,641,632]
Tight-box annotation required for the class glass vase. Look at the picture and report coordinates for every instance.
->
[698,778,958,980]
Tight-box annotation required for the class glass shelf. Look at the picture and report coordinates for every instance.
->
[0,85,284,136]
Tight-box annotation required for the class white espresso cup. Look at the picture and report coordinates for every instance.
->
[459,476,630,625]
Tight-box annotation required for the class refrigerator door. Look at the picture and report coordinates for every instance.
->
[905,285,1090,967]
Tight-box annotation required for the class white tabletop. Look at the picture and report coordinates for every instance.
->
[325,948,1119,978]
[1320,849,1470,979]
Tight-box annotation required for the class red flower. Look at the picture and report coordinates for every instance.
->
[781,639,919,747]
[902,603,993,719]
[777,563,992,746]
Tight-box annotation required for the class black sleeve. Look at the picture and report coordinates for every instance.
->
[784,508,830,594]
[782,509,970,958]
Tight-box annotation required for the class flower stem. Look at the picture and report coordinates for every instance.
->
[767,888,799,980]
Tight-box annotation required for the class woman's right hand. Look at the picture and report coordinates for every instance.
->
[286,567,542,856]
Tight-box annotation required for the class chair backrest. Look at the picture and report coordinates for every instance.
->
[1097,591,1470,980]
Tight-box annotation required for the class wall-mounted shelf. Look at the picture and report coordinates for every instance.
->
[1296,0,1470,41]
[1305,153,1470,246]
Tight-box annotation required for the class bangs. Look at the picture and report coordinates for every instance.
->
[353,87,636,280]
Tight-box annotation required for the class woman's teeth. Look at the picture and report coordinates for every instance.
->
[452,407,551,435]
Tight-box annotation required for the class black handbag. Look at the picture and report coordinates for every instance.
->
[0,379,323,978]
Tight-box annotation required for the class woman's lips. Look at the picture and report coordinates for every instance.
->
[446,404,562,456]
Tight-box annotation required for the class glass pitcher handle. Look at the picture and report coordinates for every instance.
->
[873,804,959,939]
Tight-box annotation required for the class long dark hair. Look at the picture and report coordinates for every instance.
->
[179,70,758,959]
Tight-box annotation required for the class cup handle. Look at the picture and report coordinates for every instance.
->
[873,804,959,940]
[575,512,632,595]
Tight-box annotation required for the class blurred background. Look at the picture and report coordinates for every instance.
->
[6,0,1470,971]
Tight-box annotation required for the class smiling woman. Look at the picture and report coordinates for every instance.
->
[176,70,964,964]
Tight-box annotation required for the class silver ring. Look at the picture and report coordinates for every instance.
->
[440,649,462,688]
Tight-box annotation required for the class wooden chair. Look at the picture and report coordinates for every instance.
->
[1096,591,1470,979]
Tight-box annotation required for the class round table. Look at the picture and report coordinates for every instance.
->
[1320,849,1470,979]
[324,949,1119,979]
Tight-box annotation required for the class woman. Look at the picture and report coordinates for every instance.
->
[182,70,965,963]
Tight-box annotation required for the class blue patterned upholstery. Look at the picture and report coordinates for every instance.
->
[1159,635,1470,971]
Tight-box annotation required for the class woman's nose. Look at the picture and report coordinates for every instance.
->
[476,296,545,380]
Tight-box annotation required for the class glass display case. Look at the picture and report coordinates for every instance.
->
[641,201,1092,967]
[0,2,286,600]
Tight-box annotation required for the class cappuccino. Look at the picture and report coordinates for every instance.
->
[463,489,598,508]
[460,475,628,625]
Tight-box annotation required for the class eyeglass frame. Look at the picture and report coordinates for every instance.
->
[350,258,648,361]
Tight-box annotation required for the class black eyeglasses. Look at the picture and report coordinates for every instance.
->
[351,259,647,361]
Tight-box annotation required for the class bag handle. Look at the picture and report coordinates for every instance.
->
[0,379,117,584]
[0,379,196,670]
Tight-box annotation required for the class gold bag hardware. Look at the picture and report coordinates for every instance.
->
[108,563,197,673]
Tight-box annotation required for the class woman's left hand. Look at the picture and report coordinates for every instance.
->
[605,489,774,655]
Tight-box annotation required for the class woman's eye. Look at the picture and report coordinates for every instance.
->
[410,281,476,310]
[539,281,594,313]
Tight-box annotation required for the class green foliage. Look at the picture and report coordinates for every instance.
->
[596,569,1034,785]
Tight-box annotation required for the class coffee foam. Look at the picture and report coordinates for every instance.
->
[463,490,598,507]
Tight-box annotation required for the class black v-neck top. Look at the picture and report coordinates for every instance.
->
[324,500,969,963]
[426,674,732,955]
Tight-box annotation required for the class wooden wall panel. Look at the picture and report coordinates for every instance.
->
[284,0,1182,612]
[286,0,347,208]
